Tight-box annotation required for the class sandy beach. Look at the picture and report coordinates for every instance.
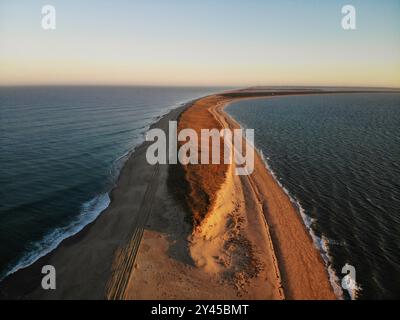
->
[0,89,341,300]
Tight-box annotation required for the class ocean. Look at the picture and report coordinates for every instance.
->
[226,93,400,299]
[0,86,228,280]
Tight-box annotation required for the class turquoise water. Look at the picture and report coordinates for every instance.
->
[0,86,227,279]
[227,93,400,299]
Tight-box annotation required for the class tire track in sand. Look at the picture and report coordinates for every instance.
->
[106,164,160,300]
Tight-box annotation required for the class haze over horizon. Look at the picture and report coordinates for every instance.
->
[1,0,399,87]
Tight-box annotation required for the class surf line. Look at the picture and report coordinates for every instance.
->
[145,121,255,175]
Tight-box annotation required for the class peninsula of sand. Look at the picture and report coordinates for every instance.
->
[0,88,347,300]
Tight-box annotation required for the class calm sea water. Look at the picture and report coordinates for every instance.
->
[227,93,400,299]
[0,86,228,279]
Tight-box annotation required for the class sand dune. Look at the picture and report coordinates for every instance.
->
[125,91,336,299]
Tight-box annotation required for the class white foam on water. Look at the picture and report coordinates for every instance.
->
[2,193,110,280]
[257,148,354,299]
[1,97,199,281]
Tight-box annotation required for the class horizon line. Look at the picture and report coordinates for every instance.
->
[1,84,400,90]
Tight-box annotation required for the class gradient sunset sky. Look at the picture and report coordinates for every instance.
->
[1,0,399,87]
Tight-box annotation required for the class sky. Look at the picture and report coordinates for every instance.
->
[1,0,399,87]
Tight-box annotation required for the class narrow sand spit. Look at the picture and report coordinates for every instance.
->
[0,90,341,300]
[122,95,284,299]
[123,92,335,299]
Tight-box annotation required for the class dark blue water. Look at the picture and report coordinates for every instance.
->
[227,93,400,300]
[0,86,227,279]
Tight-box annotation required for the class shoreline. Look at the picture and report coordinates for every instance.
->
[215,97,336,299]
[221,99,344,298]
[0,99,192,282]
[1,88,388,299]
[0,103,192,299]
[0,93,214,283]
